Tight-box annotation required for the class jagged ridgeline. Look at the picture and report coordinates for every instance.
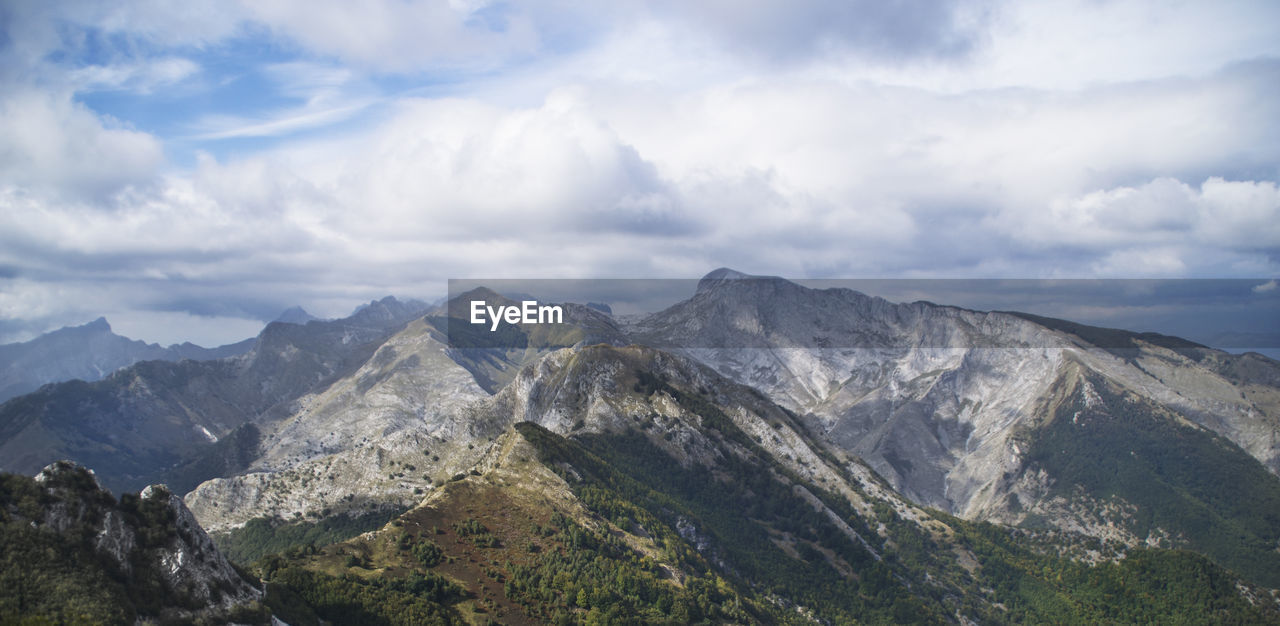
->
[3,271,1280,623]
[0,317,255,405]
[427,286,625,393]
[0,462,267,624]
[244,346,1276,624]
[0,296,431,495]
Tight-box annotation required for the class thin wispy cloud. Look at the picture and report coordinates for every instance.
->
[67,57,201,94]
[188,101,377,140]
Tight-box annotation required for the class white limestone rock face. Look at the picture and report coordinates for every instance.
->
[188,270,1280,561]
[186,318,490,531]
[139,484,264,611]
[624,270,1280,533]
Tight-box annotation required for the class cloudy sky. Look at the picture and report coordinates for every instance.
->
[1,0,1278,346]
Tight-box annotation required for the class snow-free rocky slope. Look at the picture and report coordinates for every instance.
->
[246,344,1279,623]
[186,316,491,531]
[186,295,624,531]
[0,296,429,493]
[626,272,1280,554]
[183,270,1280,588]
[4,269,1279,616]
[50,337,1265,621]
[0,461,267,624]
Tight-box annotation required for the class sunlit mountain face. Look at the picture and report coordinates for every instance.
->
[4,271,1280,622]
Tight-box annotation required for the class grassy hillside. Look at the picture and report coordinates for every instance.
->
[213,507,407,566]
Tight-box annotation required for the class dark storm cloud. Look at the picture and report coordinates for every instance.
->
[144,293,296,322]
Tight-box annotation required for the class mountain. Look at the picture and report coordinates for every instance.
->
[624,270,1280,584]
[227,344,1278,624]
[4,272,1280,620]
[186,315,490,531]
[0,296,431,494]
[185,290,626,531]
[179,290,637,530]
[276,306,320,325]
[427,286,626,393]
[184,326,1279,617]
[186,272,1280,588]
[0,317,256,404]
[0,461,266,624]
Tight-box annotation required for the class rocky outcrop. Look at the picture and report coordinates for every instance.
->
[186,317,491,531]
[138,483,263,611]
[3,461,265,623]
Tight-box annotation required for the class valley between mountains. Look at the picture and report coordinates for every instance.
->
[3,269,1279,623]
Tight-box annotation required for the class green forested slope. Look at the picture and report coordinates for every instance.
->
[1024,373,1280,588]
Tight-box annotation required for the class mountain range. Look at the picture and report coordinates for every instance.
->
[2,270,1278,623]
[0,306,331,405]
[0,297,426,495]
[0,317,255,404]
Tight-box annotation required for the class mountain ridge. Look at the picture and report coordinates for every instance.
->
[0,461,266,623]
[0,316,256,404]
[230,343,1278,623]
[3,271,1279,621]
[0,297,432,494]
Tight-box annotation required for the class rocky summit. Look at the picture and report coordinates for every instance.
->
[2,270,1279,623]
[628,272,1280,526]
[0,461,264,623]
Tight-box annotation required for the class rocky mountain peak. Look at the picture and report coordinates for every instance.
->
[694,267,796,296]
[631,272,899,351]
[348,295,430,326]
[5,461,265,623]
[83,316,112,332]
[27,316,117,342]
[696,267,751,291]
[465,343,720,451]
[273,306,317,325]
[0,315,257,405]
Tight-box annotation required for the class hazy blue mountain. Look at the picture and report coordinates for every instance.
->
[274,306,320,325]
[0,297,430,494]
[0,317,254,404]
